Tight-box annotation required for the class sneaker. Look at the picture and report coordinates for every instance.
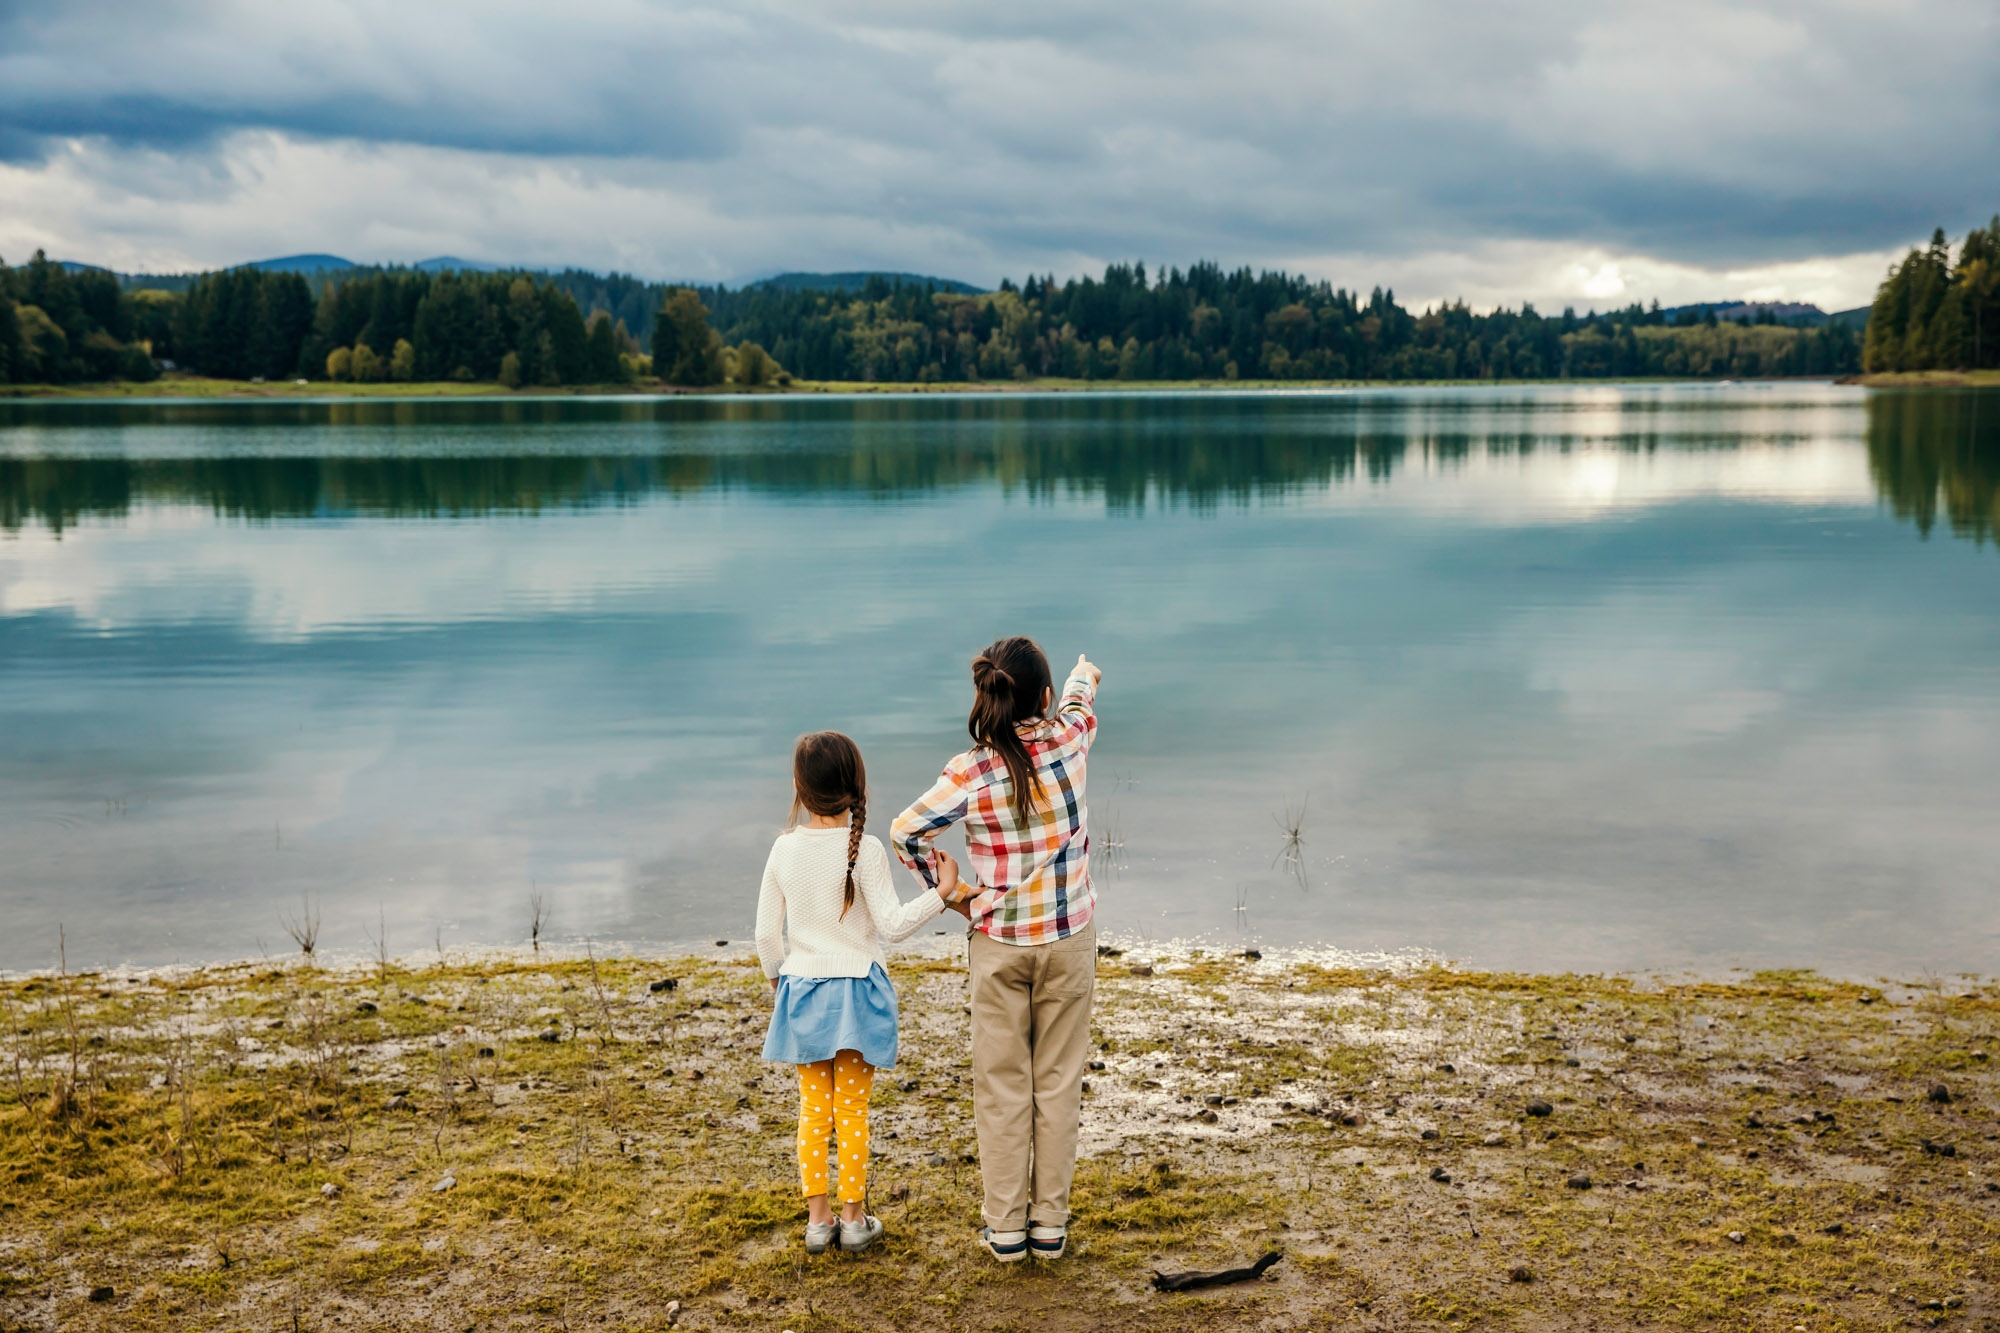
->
[804,1218,838,1255]
[980,1226,1029,1263]
[838,1213,884,1253]
[1028,1223,1067,1260]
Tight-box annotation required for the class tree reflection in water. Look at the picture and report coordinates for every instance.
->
[1865,389,2000,547]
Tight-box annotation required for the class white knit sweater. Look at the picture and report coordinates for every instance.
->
[755,826,946,980]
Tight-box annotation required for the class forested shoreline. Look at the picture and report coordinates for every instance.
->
[1862,218,2000,373]
[5,236,1967,392]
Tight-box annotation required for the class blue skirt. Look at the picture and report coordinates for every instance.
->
[763,964,899,1069]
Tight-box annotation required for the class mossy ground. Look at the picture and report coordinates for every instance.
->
[1,948,1994,1331]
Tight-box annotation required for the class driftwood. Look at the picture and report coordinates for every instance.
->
[1151,1251,1282,1292]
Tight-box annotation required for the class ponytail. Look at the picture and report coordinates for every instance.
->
[968,636,1053,822]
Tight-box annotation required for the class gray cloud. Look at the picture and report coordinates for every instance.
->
[0,0,1994,288]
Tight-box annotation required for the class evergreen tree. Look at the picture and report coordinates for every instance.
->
[584,311,623,382]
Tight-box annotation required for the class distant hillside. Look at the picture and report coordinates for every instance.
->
[243,253,351,272]
[246,254,499,274]
[1656,300,1833,325]
[750,270,985,295]
[1829,305,1871,330]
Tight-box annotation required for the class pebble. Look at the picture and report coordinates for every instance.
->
[1727,1230,1745,1244]
[433,1176,456,1192]
[1420,1128,1439,1141]
[888,1183,909,1201]
[1196,1108,1220,1125]
[1241,949,1262,961]
[319,1183,339,1198]
[925,1153,950,1166]
[648,978,678,993]
[1481,1133,1505,1147]
[665,1299,681,1326]
[1691,1137,1708,1148]
[1525,1100,1553,1118]
[1927,1083,1952,1104]
[1565,1174,1591,1190]
[650,1208,662,1217]
[713,939,728,947]
[356,1001,378,1013]
[1204,1094,1225,1107]
[88,1286,114,1303]
[1436,1063,1455,1074]
[900,1080,919,1093]
[1507,1264,1533,1283]
[384,1095,410,1111]
[1128,963,1155,978]
[1429,1167,1451,1183]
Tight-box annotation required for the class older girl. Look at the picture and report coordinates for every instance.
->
[892,637,1102,1262]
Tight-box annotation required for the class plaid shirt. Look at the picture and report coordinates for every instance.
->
[892,665,1098,945]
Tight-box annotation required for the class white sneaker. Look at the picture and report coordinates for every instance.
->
[838,1213,884,1253]
[1028,1223,1067,1260]
[980,1226,1029,1262]
[804,1218,838,1254]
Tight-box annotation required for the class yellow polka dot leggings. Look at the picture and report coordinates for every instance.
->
[796,1049,873,1203]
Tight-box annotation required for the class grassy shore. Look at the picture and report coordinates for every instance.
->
[1847,370,2000,389]
[1,948,1995,1332]
[2,373,1804,401]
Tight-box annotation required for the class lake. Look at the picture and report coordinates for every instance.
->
[2,385,1996,977]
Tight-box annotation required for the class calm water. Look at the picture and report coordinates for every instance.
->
[1,386,1996,977]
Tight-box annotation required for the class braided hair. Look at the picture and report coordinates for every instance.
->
[791,731,868,918]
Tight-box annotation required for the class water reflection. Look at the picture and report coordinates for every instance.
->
[1865,391,2000,546]
[0,388,1992,545]
[2,387,1997,976]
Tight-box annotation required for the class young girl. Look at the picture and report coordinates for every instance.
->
[892,637,1102,1263]
[756,730,960,1254]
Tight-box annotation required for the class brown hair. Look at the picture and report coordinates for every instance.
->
[969,636,1053,822]
[791,731,868,917]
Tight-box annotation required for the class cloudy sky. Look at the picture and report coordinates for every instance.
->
[2,0,1994,311]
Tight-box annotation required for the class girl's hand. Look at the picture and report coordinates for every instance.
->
[936,850,976,919]
[1076,653,1102,686]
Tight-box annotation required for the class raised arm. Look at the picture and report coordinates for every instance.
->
[1056,653,1102,747]
[855,838,946,944]
[753,843,786,982]
[892,758,972,893]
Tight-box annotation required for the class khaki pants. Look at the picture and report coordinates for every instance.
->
[967,921,1096,1231]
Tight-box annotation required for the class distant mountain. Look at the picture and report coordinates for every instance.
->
[242,254,498,274]
[1828,305,1872,330]
[1656,299,1830,324]
[749,270,985,295]
[246,253,355,273]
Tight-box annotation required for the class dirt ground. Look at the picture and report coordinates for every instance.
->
[1,944,1995,1332]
